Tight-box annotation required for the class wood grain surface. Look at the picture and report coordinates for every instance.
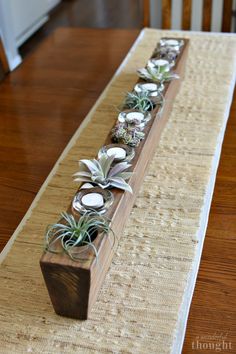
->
[0,28,139,252]
[202,0,213,31]
[162,0,172,29]
[222,0,233,32]
[143,0,150,27]
[0,28,235,351]
[182,0,192,30]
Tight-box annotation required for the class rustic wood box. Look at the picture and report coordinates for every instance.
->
[40,38,189,320]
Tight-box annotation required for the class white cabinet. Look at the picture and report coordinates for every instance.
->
[0,0,60,70]
[9,0,61,46]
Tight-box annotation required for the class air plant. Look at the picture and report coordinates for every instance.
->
[137,65,179,85]
[123,90,154,112]
[44,211,114,260]
[111,122,145,147]
[74,153,133,193]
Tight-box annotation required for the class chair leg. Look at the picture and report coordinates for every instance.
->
[143,0,150,27]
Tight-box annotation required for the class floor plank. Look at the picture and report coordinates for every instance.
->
[0,28,139,251]
[20,0,143,58]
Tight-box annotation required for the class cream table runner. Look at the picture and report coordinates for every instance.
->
[1,29,236,354]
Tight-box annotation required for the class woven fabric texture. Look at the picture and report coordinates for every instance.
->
[1,29,236,354]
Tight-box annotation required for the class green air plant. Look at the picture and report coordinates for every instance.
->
[123,90,154,112]
[137,65,179,85]
[74,153,133,193]
[44,211,114,260]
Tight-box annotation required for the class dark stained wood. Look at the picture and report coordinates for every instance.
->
[20,0,144,58]
[162,0,172,29]
[222,0,233,32]
[40,261,90,319]
[142,0,230,32]
[182,0,192,30]
[40,38,189,319]
[0,28,139,252]
[202,0,213,31]
[143,0,150,27]
[0,62,4,82]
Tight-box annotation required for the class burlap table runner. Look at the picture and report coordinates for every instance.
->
[1,29,236,354]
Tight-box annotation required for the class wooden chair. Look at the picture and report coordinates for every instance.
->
[0,36,9,82]
[143,0,233,32]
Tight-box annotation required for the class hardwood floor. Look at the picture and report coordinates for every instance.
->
[0,28,139,252]
[20,0,143,58]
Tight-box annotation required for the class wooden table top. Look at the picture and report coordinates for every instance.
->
[0,28,235,353]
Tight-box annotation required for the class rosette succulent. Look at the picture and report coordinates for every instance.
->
[111,122,145,147]
[137,65,179,85]
[74,153,133,193]
[147,59,170,73]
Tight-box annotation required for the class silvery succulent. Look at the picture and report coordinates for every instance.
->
[137,65,179,85]
[74,153,133,193]
[147,59,170,73]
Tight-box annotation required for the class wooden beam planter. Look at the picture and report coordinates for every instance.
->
[40,38,189,320]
